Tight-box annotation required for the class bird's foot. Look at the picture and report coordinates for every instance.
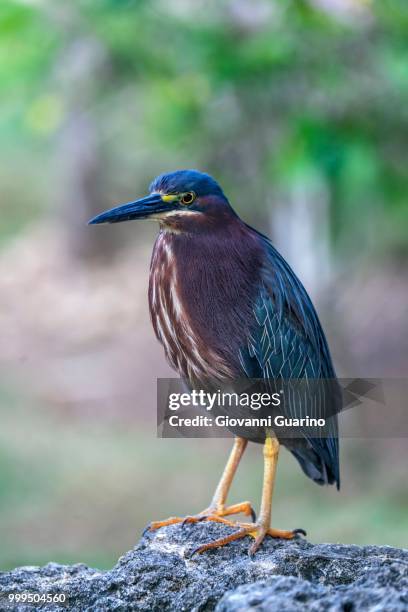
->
[181,501,256,525]
[186,522,306,557]
[144,501,256,534]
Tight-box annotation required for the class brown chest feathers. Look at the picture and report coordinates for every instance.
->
[148,228,263,384]
[148,233,234,382]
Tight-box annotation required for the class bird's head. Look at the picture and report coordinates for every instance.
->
[88,170,235,232]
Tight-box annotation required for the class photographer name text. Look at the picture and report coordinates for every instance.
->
[167,415,326,428]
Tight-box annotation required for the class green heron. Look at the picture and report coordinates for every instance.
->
[89,170,340,556]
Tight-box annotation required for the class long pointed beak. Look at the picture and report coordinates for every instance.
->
[88,193,167,225]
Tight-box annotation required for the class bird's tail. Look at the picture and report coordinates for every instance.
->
[291,444,340,489]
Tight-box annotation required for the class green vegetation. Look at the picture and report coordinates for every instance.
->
[0,1,407,569]
[1,1,408,256]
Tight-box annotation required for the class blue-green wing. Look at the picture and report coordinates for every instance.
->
[239,233,340,488]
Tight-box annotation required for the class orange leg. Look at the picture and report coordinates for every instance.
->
[188,435,306,557]
[146,437,255,533]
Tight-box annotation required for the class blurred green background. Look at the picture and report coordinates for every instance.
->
[0,0,407,570]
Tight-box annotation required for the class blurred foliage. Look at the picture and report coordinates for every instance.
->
[0,0,407,569]
[0,0,408,256]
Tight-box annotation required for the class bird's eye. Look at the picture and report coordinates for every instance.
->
[180,192,195,205]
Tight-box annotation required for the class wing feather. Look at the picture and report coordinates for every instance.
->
[240,230,340,488]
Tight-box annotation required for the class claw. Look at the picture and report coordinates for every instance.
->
[293,528,307,537]
[181,515,207,527]
[184,546,199,558]
[142,523,152,536]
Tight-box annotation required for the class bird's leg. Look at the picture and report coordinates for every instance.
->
[188,435,306,557]
[247,435,303,554]
[181,436,255,523]
[146,437,255,533]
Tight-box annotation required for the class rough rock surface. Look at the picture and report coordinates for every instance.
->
[0,523,406,611]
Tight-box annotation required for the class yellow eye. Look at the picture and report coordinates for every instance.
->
[180,192,195,205]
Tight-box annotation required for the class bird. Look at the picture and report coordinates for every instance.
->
[89,169,340,556]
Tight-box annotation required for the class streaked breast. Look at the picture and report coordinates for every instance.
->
[148,232,233,382]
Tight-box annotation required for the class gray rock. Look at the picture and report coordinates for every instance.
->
[0,523,406,611]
